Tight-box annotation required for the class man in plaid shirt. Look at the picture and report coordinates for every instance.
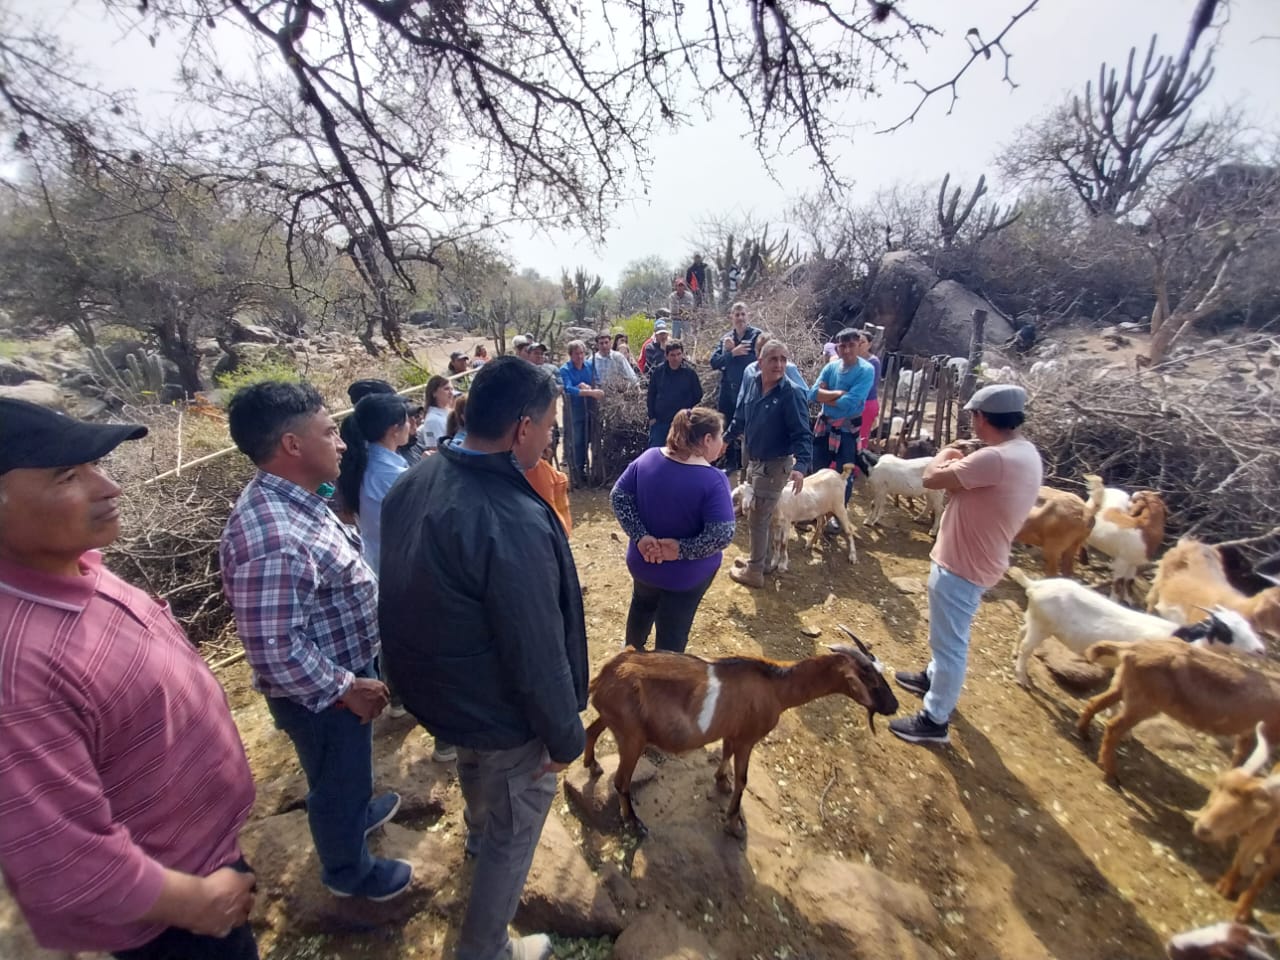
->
[220,381,411,902]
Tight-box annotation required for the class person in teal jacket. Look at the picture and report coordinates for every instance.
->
[807,327,873,505]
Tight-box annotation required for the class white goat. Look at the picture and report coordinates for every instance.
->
[1008,567,1266,688]
[981,364,1018,384]
[739,466,856,572]
[945,356,969,382]
[895,369,921,403]
[1028,359,1061,378]
[863,454,945,537]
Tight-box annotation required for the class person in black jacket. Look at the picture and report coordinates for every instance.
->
[646,339,703,448]
[725,339,812,589]
[708,302,761,478]
[378,357,587,960]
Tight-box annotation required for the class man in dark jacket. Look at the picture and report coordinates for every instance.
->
[725,340,812,589]
[378,357,587,960]
[708,303,761,478]
[646,339,703,448]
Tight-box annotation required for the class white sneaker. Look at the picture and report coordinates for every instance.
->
[387,703,407,719]
[507,934,553,960]
[431,740,457,762]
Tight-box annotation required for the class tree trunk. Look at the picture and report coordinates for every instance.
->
[156,317,204,397]
[955,310,986,440]
[1148,312,1182,365]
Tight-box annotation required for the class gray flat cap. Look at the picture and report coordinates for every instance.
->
[964,383,1026,414]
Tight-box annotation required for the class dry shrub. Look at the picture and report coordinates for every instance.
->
[1020,355,1280,558]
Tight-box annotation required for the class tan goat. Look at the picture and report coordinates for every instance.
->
[1194,723,1280,922]
[1015,475,1104,577]
[1078,638,1280,783]
[1148,537,1280,640]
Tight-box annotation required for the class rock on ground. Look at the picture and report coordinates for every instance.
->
[1035,638,1111,694]
[611,910,716,959]
[238,810,456,935]
[0,381,64,408]
[516,813,626,937]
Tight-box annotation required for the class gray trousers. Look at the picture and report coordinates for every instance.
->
[746,456,792,570]
[455,738,557,960]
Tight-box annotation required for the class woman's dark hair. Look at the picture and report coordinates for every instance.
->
[425,375,450,410]
[405,402,425,418]
[228,381,325,465]
[466,356,555,441]
[979,409,1026,431]
[612,333,628,351]
[336,394,408,517]
[446,392,468,436]
[666,407,723,457]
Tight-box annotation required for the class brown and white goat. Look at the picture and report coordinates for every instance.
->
[1015,475,1105,578]
[583,630,899,838]
[1166,922,1277,960]
[1084,484,1168,605]
[1078,636,1280,783]
[1148,538,1280,641]
[1194,723,1280,922]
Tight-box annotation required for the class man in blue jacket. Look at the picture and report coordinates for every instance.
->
[378,358,588,960]
[808,327,874,507]
[725,340,812,589]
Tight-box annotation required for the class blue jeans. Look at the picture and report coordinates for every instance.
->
[647,419,671,448]
[922,562,986,725]
[266,665,377,892]
[570,407,589,477]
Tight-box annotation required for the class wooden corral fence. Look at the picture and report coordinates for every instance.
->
[870,353,962,451]
[560,395,606,489]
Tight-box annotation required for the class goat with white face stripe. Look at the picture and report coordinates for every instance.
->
[583,631,899,838]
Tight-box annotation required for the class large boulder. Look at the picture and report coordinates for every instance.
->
[0,381,64,409]
[0,355,49,386]
[231,318,281,344]
[863,251,939,351]
[898,280,1013,358]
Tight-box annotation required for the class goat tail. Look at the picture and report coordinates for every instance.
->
[1083,473,1105,525]
[1007,566,1035,591]
[1085,641,1125,669]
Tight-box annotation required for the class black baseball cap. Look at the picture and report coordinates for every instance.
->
[0,398,147,476]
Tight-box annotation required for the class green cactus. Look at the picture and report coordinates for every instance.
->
[88,345,167,402]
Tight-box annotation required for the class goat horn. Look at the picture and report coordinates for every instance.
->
[1244,722,1273,777]
[837,624,873,657]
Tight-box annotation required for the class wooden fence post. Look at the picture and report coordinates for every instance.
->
[956,309,987,439]
[562,394,583,488]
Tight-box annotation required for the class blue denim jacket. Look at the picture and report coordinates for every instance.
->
[359,444,408,577]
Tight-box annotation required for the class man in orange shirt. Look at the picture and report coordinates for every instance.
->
[889,385,1042,746]
[526,445,572,536]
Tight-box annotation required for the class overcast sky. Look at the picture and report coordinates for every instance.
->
[38,0,1280,287]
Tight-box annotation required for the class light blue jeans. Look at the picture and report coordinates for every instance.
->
[922,561,986,725]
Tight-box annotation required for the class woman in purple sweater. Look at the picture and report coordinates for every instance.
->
[611,408,736,653]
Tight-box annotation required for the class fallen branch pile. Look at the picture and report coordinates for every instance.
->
[1021,357,1280,559]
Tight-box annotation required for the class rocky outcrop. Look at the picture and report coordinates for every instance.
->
[0,381,64,408]
[900,280,1013,357]
[863,251,1011,358]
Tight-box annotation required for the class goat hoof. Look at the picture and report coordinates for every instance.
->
[724,815,747,839]
[714,776,733,795]
[587,762,603,778]
[1216,877,1238,899]
[1233,906,1254,924]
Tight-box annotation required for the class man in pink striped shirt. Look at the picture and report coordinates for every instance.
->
[0,398,258,959]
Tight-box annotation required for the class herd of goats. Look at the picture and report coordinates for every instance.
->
[580,441,1280,960]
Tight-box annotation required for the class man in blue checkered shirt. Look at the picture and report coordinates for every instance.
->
[220,381,412,903]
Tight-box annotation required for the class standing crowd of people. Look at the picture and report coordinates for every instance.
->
[0,289,1043,958]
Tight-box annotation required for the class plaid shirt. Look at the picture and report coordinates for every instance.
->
[220,470,380,712]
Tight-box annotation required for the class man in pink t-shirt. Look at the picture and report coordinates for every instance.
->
[889,384,1043,746]
[0,399,257,959]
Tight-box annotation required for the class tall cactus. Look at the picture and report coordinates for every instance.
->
[88,345,167,402]
[937,173,1021,249]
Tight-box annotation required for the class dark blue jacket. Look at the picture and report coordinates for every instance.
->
[378,441,589,763]
[726,372,812,474]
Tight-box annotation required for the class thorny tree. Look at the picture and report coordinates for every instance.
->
[0,1,1226,351]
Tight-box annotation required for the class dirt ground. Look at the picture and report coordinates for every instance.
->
[4,323,1274,959]
[210,483,1270,960]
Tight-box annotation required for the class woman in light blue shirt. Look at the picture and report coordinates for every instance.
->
[337,393,411,576]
